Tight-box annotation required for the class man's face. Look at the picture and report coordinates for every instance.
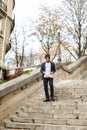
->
[45,57,50,62]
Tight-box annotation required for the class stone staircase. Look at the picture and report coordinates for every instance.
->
[1,71,87,130]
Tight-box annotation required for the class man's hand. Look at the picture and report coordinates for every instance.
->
[50,72,53,74]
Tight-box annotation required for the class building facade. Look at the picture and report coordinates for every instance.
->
[0,0,15,79]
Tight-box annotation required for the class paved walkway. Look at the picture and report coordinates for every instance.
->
[1,71,87,130]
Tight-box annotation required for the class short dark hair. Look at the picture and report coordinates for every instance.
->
[45,53,50,59]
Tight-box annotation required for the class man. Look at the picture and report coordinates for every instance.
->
[40,54,56,102]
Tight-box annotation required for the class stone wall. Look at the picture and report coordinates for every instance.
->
[0,56,87,124]
[55,56,87,81]
[0,69,42,124]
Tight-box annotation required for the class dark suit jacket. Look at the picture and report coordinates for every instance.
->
[40,61,56,79]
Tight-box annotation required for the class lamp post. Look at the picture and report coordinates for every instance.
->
[57,29,61,64]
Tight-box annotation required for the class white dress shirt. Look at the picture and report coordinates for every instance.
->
[44,62,53,78]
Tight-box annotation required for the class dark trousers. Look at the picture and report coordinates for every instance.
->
[43,78,54,100]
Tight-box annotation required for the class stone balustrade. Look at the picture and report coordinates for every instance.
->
[55,56,87,80]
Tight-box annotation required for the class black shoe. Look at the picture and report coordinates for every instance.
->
[44,99,50,102]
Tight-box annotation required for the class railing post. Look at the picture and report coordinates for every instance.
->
[57,29,61,66]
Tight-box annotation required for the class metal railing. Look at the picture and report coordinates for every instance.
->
[0,1,7,12]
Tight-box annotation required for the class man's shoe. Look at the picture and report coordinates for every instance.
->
[50,98,55,101]
[44,99,50,102]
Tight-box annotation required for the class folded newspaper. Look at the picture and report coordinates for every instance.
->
[44,72,53,78]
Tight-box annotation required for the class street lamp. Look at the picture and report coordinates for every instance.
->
[57,29,61,63]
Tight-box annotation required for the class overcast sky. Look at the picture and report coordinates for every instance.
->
[14,0,62,24]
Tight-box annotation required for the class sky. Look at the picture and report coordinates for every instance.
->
[13,0,63,53]
[14,0,62,24]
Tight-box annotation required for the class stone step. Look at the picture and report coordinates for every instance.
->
[43,125,87,130]
[4,119,87,130]
[15,110,53,119]
[0,128,22,130]
[25,100,77,107]
[14,111,87,119]
[56,89,87,94]
[25,101,87,112]
[55,80,87,101]
[56,87,87,93]
[25,101,52,108]
[20,106,87,115]
[11,115,87,126]
[15,110,78,119]
[21,106,76,114]
[11,116,87,126]
[55,81,87,93]
[4,119,36,129]
[11,115,67,125]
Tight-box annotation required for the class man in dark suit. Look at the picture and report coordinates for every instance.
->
[40,54,56,102]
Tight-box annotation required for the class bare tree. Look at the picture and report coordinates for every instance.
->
[10,28,20,67]
[19,27,29,67]
[22,49,37,67]
[28,49,35,67]
[36,4,76,61]
[59,0,87,58]
[36,5,60,57]
[7,22,34,67]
